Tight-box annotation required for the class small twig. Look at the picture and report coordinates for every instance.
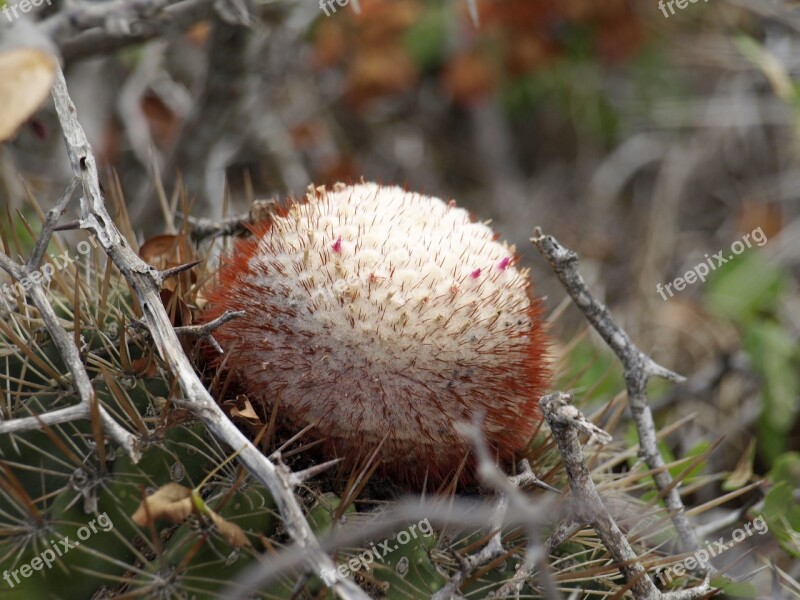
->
[184,211,251,241]
[43,0,217,62]
[0,404,87,435]
[182,199,277,242]
[542,392,659,599]
[0,188,140,461]
[152,16,253,217]
[174,309,245,353]
[229,498,550,599]
[443,419,559,600]
[544,517,583,553]
[27,177,80,270]
[540,393,714,600]
[53,219,83,232]
[510,458,562,495]
[41,0,173,38]
[532,230,700,557]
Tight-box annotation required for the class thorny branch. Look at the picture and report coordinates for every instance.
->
[228,492,554,599]
[438,421,561,600]
[43,65,370,600]
[42,0,218,63]
[183,198,277,241]
[540,392,713,600]
[532,229,701,557]
[174,308,245,353]
[0,179,139,460]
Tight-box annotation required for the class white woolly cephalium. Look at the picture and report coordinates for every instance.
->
[202,182,549,485]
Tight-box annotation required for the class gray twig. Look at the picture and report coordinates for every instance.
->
[228,497,552,600]
[446,420,559,600]
[174,308,245,353]
[541,393,713,600]
[0,181,140,461]
[532,230,700,557]
[183,198,276,241]
[152,16,253,217]
[45,0,217,62]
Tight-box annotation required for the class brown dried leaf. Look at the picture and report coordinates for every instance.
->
[131,483,193,526]
[131,355,159,378]
[208,510,251,548]
[132,484,251,548]
[0,49,56,142]
[140,234,180,266]
[230,397,261,423]
[723,439,756,491]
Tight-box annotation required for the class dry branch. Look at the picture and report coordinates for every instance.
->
[0,179,139,460]
[541,392,714,600]
[532,229,701,557]
[43,0,217,62]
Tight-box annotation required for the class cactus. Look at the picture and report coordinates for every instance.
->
[0,198,736,600]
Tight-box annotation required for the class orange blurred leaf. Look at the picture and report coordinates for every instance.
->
[0,48,56,142]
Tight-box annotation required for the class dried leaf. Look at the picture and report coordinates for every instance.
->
[132,483,193,526]
[0,48,56,142]
[189,489,251,548]
[230,397,261,423]
[208,510,251,548]
[140,234,180,266]
[723,439,756,491]
[131,355,159,378]
[133,484,251,548]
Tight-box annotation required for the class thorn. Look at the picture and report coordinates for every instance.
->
[646,359,686,384]
[289,458,344,486]
[529,478,562,495]
[511,459,561,494]
[160,260,203,282]
[174,310,245,342]
[466,0,479,28]
[53,220,82,232]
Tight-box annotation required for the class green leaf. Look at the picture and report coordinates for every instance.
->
[760,481,800,558]
[705,252,783,323]
[768,451,800,487]
[760,454,800,558]
[745,321,800,460]
[403,6,446,70]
